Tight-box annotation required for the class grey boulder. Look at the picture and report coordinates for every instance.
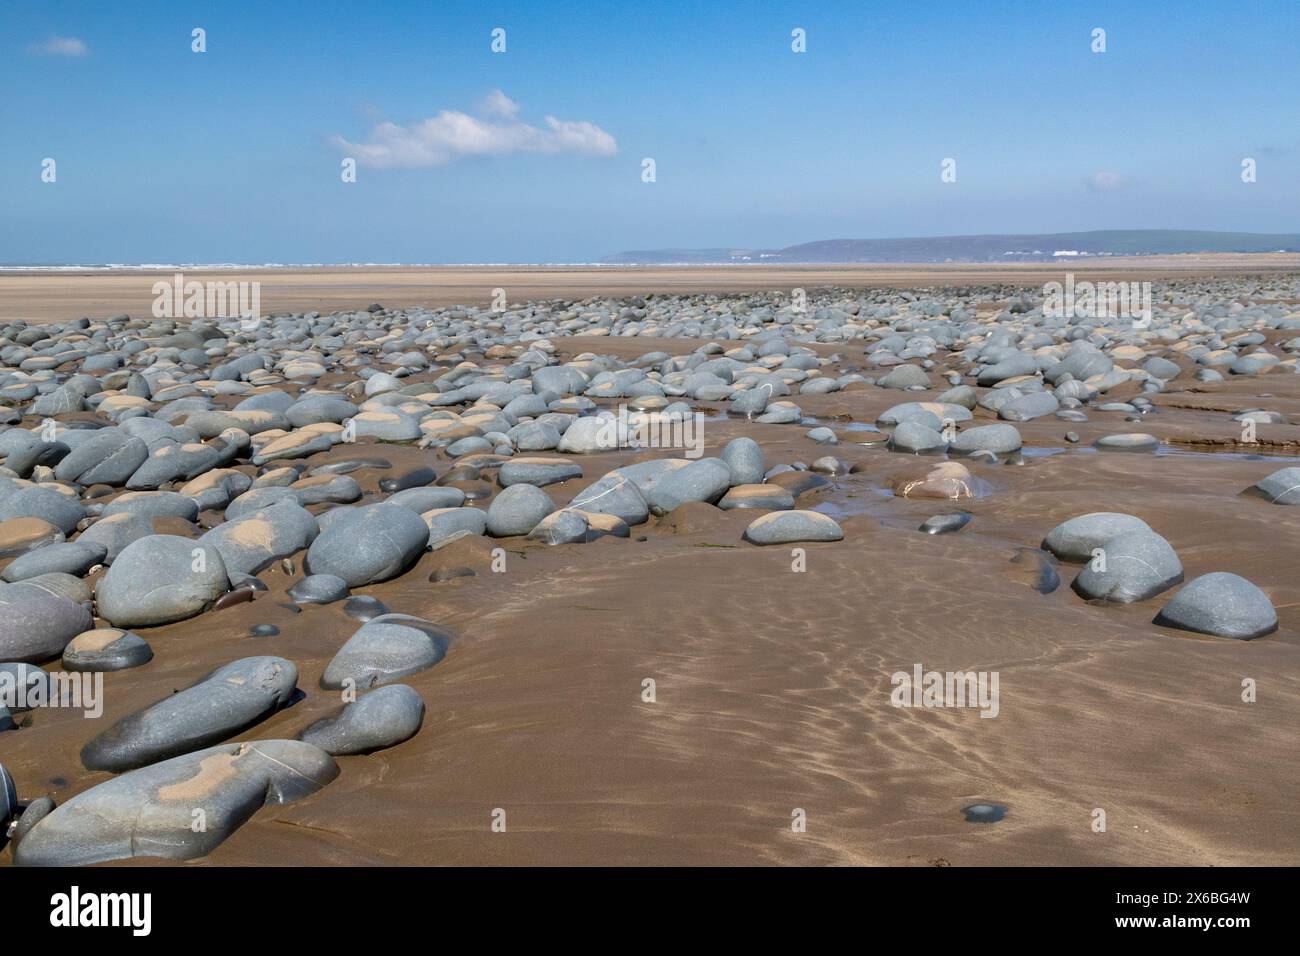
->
[298,684,425,755]
[1072,530,1184,603]
[81,656,299,772]
[95,535,230,627]
[16,740,337,866]
[321,614,450,690]
[1154,572,1278,640]
[742,510,844,545]
[1042,512,1153,562]
[0,596,94,663]
[305,504,428,586]
[486,483,556,536]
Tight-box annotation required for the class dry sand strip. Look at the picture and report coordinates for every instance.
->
[4,255,1300,322]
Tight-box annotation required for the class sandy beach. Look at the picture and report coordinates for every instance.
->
[2,266,1299,867]
[5,256,1300,323]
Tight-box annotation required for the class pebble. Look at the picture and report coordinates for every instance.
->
[718,484,796,511]
[12,795,55,852]
[963,803,1007,823]
[1244,466,1300,505]
[486,483,556,536]
[568,471,650,526]
[1094,433,1159,452]
[305,503,428,586]
[1072,530,1184,603]
[498,456,582,487]
[81,655,299,772]
[96,535,230,627]
[200,501,319,577]
[742,510,844,545]
[343,595,391,622]
[1154,572,1278,639]
[1042,513,1152,562]
[720,437,765,485]
[0,596,94,664]
[378,466,438,493]
[1,540,106,581]
[0,516,65,558]
[920,512,971,534]
[287,573,350,605]
[62,628,154,672]
[889,421,947,454]
[16,740,337,866]
[1009,547,1060,594]
[321,614,450,690]
[298,684,425,755]
[951,423,1022,456]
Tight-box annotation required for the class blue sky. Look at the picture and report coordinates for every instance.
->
[2,0,1297,263]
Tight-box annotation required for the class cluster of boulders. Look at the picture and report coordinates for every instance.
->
[2,275,1296,863]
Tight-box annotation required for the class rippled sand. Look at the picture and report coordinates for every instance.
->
[5,328,1299,866]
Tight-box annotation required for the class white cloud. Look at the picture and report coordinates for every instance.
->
[330,94,617,169]
[1084,170,1129,193]
[480,89,520,119]
[29,36,88,57]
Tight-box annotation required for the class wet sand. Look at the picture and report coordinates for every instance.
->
[5,329,1300,866]
[5,255,1300,323]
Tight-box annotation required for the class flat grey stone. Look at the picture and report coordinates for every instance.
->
[15,740,337,866]
[321,614,450,690]
[1072,530,1184,603]
[951,424,1022,455]
[299,684,425,755]
[1244,466,1300,505]
[1154,572,1278,640]
[718,484,796,511]
[486,483,556,536]
[81,656,299,772]
[305,503,428,586]
[889,421,947,454]
[52,429,148,486]
[1,541,106,581]
[1094,433,1159,452]
[95,535,230,627]
[998,392,1061,422]
[422,507,488,548]
[0,596,94,663]
[12,795,54,853]
[721,437,765,485]
[742,510,844,545]
[498,457,582,487]
[0,486,85,535]
[62,628,154,672]
[74,512,154,564]
[200,502,319,577]
[568,471,650,526]
[386,486,466,513]
[1,761,16,847]
[644,458,731,515]
[1043,512,1153,562]
[920,512,971,534]
[287,574,350,605]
